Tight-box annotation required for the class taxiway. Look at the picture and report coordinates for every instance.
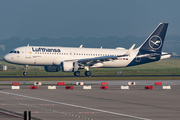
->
[0,80,179,120]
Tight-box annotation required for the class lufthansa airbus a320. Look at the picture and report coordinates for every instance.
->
[3,23,171,76]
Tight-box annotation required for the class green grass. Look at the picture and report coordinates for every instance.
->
[0,57,180,80]
[1,57,180,76]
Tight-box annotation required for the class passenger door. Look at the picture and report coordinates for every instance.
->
[25,47,31,58]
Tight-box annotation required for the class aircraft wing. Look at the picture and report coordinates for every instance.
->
[78,55,129,66]
[65,44,135,66]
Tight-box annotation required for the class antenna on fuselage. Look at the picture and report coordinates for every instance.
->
[27,44,29,47]
[100,46,103,49]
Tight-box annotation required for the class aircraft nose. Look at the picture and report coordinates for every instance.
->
[3,54,10,62]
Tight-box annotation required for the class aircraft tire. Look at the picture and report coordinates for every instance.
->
[85,71,91,76]
[23,72,27,76]
[74,71,80,76]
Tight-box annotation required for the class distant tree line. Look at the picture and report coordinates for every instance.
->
[0,35,179,55]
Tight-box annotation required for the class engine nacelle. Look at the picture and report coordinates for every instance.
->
[61,61,79,72]
[44,66,60,72]
[61,62,74,72]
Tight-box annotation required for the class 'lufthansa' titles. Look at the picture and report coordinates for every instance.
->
[32,47,61,52]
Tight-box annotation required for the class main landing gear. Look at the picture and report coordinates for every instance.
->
[74,71,80,76]
[85,71,91,76]
[73,71,91,77]
[23,65,28,76]
[73,66,91,77]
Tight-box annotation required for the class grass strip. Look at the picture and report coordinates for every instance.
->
[0,76,179,81]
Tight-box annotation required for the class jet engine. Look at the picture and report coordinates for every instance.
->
[61,61,79,72]
[44,66,60,72]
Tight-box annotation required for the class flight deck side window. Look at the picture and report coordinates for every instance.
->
[17,51,20,54]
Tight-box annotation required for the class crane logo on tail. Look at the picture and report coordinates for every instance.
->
[149,35,162,50]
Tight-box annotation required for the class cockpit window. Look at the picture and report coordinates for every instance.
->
[10,50,20,54]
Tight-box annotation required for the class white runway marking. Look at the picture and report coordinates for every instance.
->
[0,91,151,120]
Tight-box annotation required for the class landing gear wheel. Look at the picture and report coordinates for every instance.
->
[85,71,91,76]
[74,71,80,76]
[23,72,27,76]
[23,65,28,76]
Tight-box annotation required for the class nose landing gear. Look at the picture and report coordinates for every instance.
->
[23,65,28,76]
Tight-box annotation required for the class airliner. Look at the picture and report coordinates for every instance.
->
[3,23,171,76]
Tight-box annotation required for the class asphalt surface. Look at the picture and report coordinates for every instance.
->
[0,80,180,120]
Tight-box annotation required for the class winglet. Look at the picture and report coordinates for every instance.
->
[125,44,135,55]
[79,45,83,48]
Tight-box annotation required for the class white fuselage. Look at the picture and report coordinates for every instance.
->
[3,46,139,68]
